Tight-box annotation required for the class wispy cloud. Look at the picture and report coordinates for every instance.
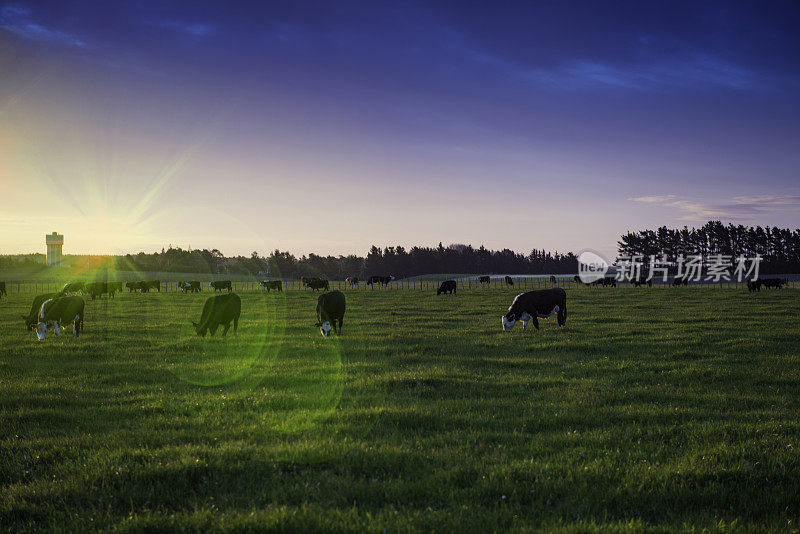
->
[629,195,800,221]
[153,20,215,38]
[0,4,88,48]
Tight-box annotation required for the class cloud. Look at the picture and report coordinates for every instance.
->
[0,4,88,48]
[154,20,215,38]
[629,195,800,221]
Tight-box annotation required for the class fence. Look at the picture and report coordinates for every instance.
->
[2,277,797,295]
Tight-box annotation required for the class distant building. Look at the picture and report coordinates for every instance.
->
[46,232,64,267]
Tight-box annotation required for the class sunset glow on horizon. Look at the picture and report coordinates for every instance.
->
[2,1,799,259]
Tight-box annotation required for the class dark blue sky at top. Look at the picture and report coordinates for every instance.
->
[1,1,799,255]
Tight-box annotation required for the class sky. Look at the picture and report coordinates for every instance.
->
[1,1,799,260]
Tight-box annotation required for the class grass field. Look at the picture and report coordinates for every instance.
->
[1,287,799,532]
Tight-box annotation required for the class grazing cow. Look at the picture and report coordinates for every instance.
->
[85,281,116,299]
[259,280,283,292]
[62,282,84,294]
[672,275,688,287]
[502,288,566,331]
[573,275,582,284]
[505,276,514,287]
[301,276,319,287]
[210,280,233,292]
[307,279,330,291]
[762,278,788,289]
[367,275,393,287]
[549,275,557,284]
[33,295,84,340]
[179,281,202,293]
[0,281,5,299]
[126,281,150,293]
[437,280,457,295]
[22,292,64,330]
[316,290,346,337]
[147,280,161,292]
[346,276,359,286]
[747,280,762,292]
[478,276,490,285]
[631,273,652,287]
[192,293,241,337]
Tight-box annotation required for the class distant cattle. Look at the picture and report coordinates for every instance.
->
[192,293,241,337]
[591,277,617,287]
[126,281,151,293]
[549,275,557,284]
[631,273,652,287]
[502,288,566,332]
[573,275,582,284]
[301,276,319,287]
[307,279,330,291]
[762,278,788,289]
[478,276,490,285]
[672,275,688,287]
[367,275,392,287]
[210,280,233,292]
[259,280,282,292]
[179,281,202,293]
[316,290,346,337]
[147,280,161,292]
[33,295,84,341]
[505,276,514,287]
[346,277,359,286]
[85,281,117,299]
[437,280,457,295]
[747,280,762,292]
[0,281,5,299]
[22,292,64,330]
[62,282,84,294]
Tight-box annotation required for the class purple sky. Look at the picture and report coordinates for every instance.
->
[1,1,799,259]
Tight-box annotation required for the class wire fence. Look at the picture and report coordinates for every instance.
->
[1,277,797,295]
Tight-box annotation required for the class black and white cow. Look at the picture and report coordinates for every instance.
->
[502,288,566,332]
[437,280,457,295]
[210,280,233,292]
[21,292,63,330]
[259,280,282,292]
[179,281,202,293]
[478,276,490,285]
[62,282,84,294]
[316,290,346,337]
[33,295,84,340]
[192,293,241,337]
[0,281,6,299]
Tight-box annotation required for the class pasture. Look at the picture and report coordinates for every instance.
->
[1,287,799,532]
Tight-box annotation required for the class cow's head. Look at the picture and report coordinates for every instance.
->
[502,312,518,331]
[316,321,332,337]
[35,322,48,340]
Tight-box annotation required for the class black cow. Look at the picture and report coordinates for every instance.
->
[672,275,689,287]
[62,282,84,294]
[437,280,457,295]
[210,280,233,292]
[259,280,283,292]
[478,276,490,285]
[179,281,202,293]
[85,281,117,299]
[762,278,787,289]
[33,295,84,340]
[316,290,346,337]
[549,275,557,284]
[502,288,566,332]
[505,276,514,287]
[301,276,319,287]
[631,273,652,287]
[367,275,392,287]
[192,293,241,337]
[307,279,329,291]
[591,277,617,287]
[573,275,582,284]
[147,280,161,292]
[0,281,5,299]
[747,280,762,292]
[126,281,149,293]
[22,292,64,330]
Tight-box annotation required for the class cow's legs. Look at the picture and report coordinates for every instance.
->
[221,322,231,336]
[233,316,238,333]
[54,322,60,338]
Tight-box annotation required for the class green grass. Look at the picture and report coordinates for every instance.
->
[1,287,799,532]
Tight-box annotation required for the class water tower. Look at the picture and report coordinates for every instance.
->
[46,232,64,267]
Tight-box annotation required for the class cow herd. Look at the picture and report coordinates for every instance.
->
[6,273,792,341]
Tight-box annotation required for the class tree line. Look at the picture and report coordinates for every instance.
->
[617,220,800,273]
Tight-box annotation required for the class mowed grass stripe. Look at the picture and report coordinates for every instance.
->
[1,288,798,532]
